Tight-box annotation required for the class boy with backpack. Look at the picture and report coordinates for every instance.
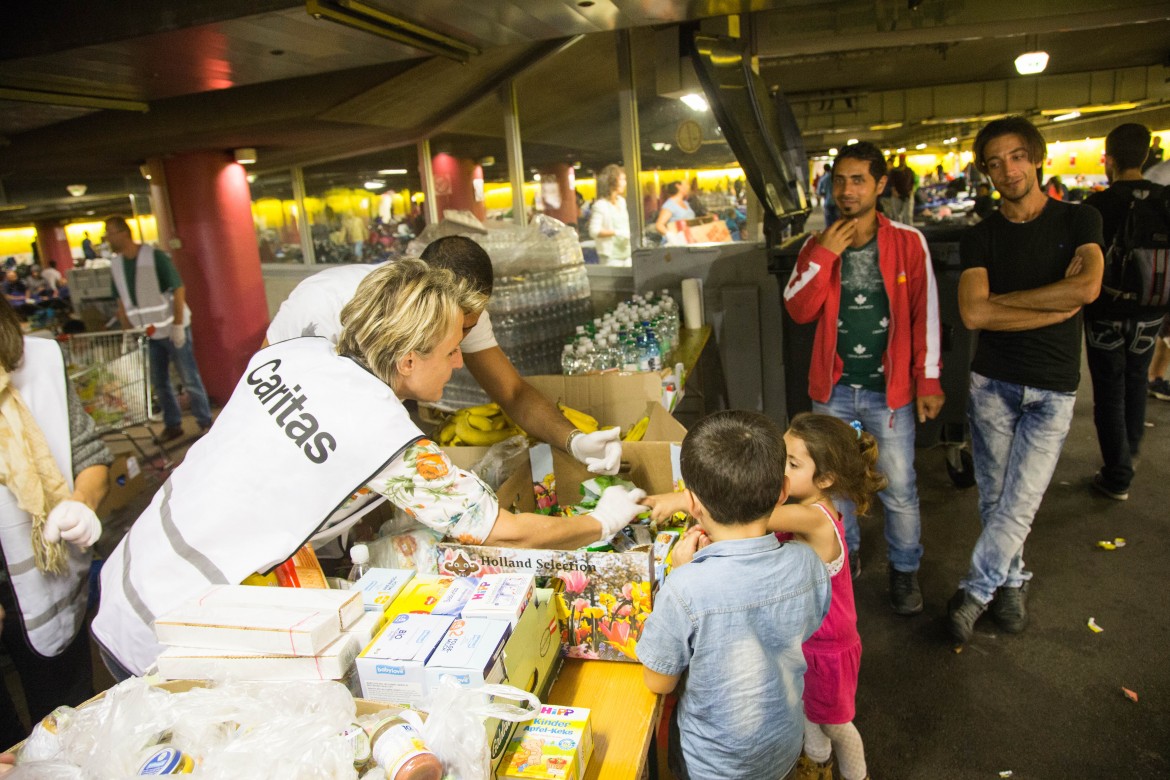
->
[1083,123,1170,501]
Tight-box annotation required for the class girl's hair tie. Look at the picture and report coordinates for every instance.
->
[849,420,863,440]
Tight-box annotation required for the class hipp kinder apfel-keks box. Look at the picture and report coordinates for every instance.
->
[498,705,593,780]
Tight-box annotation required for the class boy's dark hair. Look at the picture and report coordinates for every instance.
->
[833,142,887,181]
[1105,123,1152,172]
[973,115,1047,175]
[420,235,493,296]
[786,413,887,516]
[680,410,786,525]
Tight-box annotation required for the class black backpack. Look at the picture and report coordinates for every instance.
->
[1100,183,1170,311]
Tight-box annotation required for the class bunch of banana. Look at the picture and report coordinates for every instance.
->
[438,402,525,446]
[557,402,598,433]
[623,415,650,442]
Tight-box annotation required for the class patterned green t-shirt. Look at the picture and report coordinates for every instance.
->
[836,237,889,390]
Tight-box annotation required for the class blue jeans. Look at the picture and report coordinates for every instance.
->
[961,372,1076,603]
[1084,316,1163,492]
[812,384,923,572]
[149,328,212,429]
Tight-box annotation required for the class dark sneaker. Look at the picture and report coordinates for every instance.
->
[1150,377,1170,401]
[990,583,1029,633]
[159,426,184,442]
[889,569,924,615]
[849,551,861,581]
[1090,472,1129,501]
[947,588,987,643]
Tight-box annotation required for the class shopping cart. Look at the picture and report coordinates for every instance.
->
[56,328,173,469]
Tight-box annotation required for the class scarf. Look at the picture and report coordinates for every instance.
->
[0,367,70,575]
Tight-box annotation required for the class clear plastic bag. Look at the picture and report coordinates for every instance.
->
[421,678,540,780]
[468,434,529,491]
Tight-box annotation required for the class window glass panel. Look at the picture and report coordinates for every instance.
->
[249,170,303,264]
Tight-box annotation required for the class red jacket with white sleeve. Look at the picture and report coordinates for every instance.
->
[783,213,943,409]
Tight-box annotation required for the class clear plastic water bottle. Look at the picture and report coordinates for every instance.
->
[644,325,663,371]
[622,337,640,372]
[561,344,578,376]
[348,544,371,584]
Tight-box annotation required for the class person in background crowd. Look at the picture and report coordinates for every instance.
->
[588,164,632,265]
[1142,135,1163,173]
[104,216,213,441]
[817,163,839,225]
[950,116,1103,643]
[81,232,97,262]
[784,141,943,615]
[687,177,708,217]
[1148,323,1170,401]
[637,411,831,780]
[972,183,997,221]
[1044,175,1068,201]
[93,260,647,680]
[0,298,112,748]
[885,158,916,224]
[1082,123,1166,502]
[266,236,623,475]
[40,261,64,296]
[655,181,696,243]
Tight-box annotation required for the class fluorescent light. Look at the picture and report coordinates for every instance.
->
[828,147,839,156]
[66,184,87,197]
[915,143,927,150]
[1052,111,1081,122]
[896,147,907,153]
[651,142,665,151]
[234,148,257,165]
[1014,51,1049,75]
[882,149,891,156]
[846,138,859,145]
[378,168,408,175]
[680,93,709,111]
[364,180,386,190]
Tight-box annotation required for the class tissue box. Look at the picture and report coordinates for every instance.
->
[424,617,512,690]
[461,573,535,629]
[154,603,340,656]
[355,613,453,706]
[498,705,594,780]
[189,584,364,631]
[387,575,478,617]
[350,568,416,613]
[156,634,359,681]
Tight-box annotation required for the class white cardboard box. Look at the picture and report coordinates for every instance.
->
[154,603,340,656]
[342,610,386,648]
[189,584,365,631]
[349,568,415,613]
[424,617,512,691]
[355,613,454,706]
[460,574,535,629]
[156,635,359,681]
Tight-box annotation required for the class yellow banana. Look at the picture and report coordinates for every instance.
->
[623,415,650,442]
[558,403,599,433]
[463,402,502,417]
[438,418,457,445]
[467,413,495,432]
[454,416,523,446]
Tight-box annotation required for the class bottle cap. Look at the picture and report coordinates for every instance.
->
[350,543,370,565]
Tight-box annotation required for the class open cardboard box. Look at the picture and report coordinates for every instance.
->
[437,441,679,663]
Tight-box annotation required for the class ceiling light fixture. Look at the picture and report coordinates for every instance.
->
[846,138,859,145]
[364,180,386,190]
[896,147,907,153]
[679,93,709,112]
[378,168,408,175]
[66,184,87,197]
[1052,111,1081,122]
[828,147,839,156]
[139,164,152,180]
[1014,51,1049,76]
[306,0,479,62]
[234,148,257,165]
[915,143,927,150]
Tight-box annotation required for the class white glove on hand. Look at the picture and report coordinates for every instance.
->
[589,486,648,541]
[44,500,102,549]
[570,427,623,475]
[170,324,188,349]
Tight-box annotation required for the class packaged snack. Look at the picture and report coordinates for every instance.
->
[387,575,477,617]
[498,705,593,779]
[461,573,535,628]
[137,746,195,775]
[351,568,416,613]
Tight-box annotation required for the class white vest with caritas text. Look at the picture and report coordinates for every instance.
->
[0,337,91,656]
[109,245,187,340]
[92,337,423,674]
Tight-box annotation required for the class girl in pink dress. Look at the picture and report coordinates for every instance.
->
[769,413,887,780]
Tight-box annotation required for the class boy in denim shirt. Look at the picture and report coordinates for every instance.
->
[638,411,832,780]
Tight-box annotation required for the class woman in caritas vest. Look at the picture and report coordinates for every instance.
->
[93,259,647,679]
[0,298,112,749]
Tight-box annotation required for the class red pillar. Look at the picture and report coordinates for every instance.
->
[34,221,74,274]
[431,153,486,222]
[539,163,578,226]
[157,151,267,405]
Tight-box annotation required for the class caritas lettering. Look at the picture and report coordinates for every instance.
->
[246,359,337,464]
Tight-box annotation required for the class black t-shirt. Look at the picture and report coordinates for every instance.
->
[1084,180,1166,319]
[960,199,1104,392]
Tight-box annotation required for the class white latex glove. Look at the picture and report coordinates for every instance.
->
[44,500,102,549]
[589,486,648,541]
[170,324,187,349]
[570,427,623,475]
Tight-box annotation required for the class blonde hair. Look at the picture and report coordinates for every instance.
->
[336,259,487,390]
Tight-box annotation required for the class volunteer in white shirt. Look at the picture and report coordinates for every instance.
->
[588,164,632,264]
[94,260,646,678]
[266,235,623,475]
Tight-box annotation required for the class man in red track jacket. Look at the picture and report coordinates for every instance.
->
[785,142,944,616]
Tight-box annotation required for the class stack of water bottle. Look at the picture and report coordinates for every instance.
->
[561,290,681,376]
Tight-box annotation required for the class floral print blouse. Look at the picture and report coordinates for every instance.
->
[338,438,499,545]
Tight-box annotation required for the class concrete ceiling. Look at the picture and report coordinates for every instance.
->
[0,0,1168,226]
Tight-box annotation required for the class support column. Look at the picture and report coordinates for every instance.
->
[157,151,268,404]
[431,153,486,223]
[538,163,578,226]
[33,220,74,274]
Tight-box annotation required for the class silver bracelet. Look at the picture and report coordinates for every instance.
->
[565,428,583,452]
